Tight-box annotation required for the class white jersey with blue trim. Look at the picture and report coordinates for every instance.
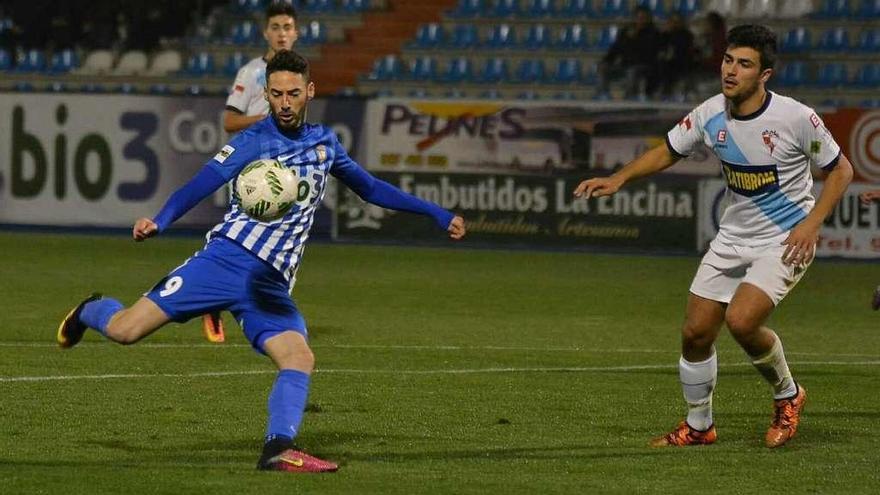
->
[667,91,841,246]
[225,56,268,116]
[205,119,347,287]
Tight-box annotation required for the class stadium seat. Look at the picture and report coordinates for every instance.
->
[340,0,370,14]
[448,0,486,18]
[230,21,261,45]
[704,0,739,16]
[222,52,247,76]
[811,0,851,18]
[561,0,596,17]
[0,49,11,71]
[409,56,438,81]
[816,62,848,87]
[113,51,148,75]
[444,88,468,99]
[47,81,68,92]
[184,52,215,76]
[742,0,775,17]
[595,25,619,50]
[556,24,590,50]
[78,50,113,75]
[859,0,880,17]
[448,24,480,49]
[484,24,518,49]
[407,88,430,98]
[15,49,46,73]
[599,0,629,17]
[366,54,405,81]
[860,99,880,108]
[522,24,552,50]
[780,27,811,53]
[234,0,264,13]
[80,82,105,93]
[299,20,328,45]
[480,88,504,99]
[550,58,582,84]
[778,61,807,87]
[778,0,814,17]
[116,83,136,94]
[583,61,599,84]
[49,49,78,74]
[477,57,511,83]
[514,58,546,83]
[853,63,880,88]
[186,84,205,96]
[490,0,521,17]
[150,83,171,94]
[636,0,665,17]
[670,0,700,17]
[409,23,446,49]
[517,90,541,100]
[147,49,182,76]
[523,0,555,17]
[440,57,474,83]
[301,0,335,13]
[817,27,850,52]
[553,91,578,100]
[856,29,880,52]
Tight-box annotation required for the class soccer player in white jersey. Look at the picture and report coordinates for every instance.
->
[574,25,853,448]
[57,50,467,472]
[202,2,300,342]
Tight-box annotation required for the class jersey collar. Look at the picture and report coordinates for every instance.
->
[732,91,773,121]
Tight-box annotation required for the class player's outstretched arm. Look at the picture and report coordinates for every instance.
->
[782,154,854,265]
[133,218,159,241]
[573,143,678,199]
[859,188,880,204]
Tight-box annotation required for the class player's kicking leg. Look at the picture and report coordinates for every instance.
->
[202,312,226,343]
[58,296,170,347]
[57,293,104,348]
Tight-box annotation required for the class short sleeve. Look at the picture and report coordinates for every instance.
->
[797,108,841,170]
[225,66,252,114]
[666,101,709,158]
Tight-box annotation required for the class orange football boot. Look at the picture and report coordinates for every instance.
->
[766,385,806,448]
[650,421,717,447]
[202,312,225,343]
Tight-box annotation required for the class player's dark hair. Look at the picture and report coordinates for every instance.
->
[266,1,298,23]
[265,49,309,82]
[726,24,777,71]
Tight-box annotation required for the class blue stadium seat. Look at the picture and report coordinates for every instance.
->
[409,56,438,81]
[408,88,431,98]
[301,0,335,13]
[523,0,555,17]
[853,63,880,88]
[409,23,446,49]
[778,62,807,87]
[561,0,596,17]
[856,29,880,52]
[484,24,518,49]
[860,99,880,108]
[0,49,11,70]
[448,0,486,18]
[670,0,700,17]
[478,57,510,83]
[340,0,370,14]
[223,52,247,76]
[116,83,136,94]
[16,49,46,73]
[817,27,850,52]
[480,88,504,99]
[14,81,35,92]
[816,62,848,87]
[582,62,599,84]
[47,81,68,92]
[522,24,552,50]
[780,27,811,53]
[517,90,541,100]
[859,0,880,17]
[441,57,475,83]
[599,0,630,17]
[444,88,468,99]
[636,0,665,17]
[186,84,205,96]
[230,21,260,45]
[556,24,590,50]
[299,20,328,45]
[550,58,582,84]
[490,0,521,17]
[595,25,619,50]
[366,54,406,81]
[81,82,106,93]
[234,0,264,13]
[49,49,79,74]
[448,24,480,49]
[184,52,215,76]
[811,0,851,18]
[514,58,546,83]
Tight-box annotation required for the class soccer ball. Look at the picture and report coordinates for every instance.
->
[235,159,299,222]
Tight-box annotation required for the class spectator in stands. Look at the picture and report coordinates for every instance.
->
[697,11,727,76]
[657,12,696,100]
[596,6,662,100]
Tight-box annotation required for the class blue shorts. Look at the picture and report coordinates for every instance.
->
[145,236,307,353]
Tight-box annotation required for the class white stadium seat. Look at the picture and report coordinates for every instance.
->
[147,49,183,76]
[113,50,149,75]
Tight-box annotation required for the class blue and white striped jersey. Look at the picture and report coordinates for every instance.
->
[667,91,841,246]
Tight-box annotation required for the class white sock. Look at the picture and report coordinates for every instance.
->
[679,352,717,431]
[751,336,797,399]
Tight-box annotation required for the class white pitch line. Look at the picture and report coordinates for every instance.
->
[0,341,878,358]
[1,361,879,383]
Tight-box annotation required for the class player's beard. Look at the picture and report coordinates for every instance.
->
[272,103,308,132]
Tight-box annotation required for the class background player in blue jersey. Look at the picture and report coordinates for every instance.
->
[57,50,466,473]
[574,25,853,448]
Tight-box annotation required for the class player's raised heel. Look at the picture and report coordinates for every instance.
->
[258,449,338,473]
[650,421,717,447]
[766,384,806,448]
[202,312,226,343]
[57,293,103,349]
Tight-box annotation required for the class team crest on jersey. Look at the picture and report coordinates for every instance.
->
[761,129,779,154]
[315,145,327,163]
[214,145,235,164]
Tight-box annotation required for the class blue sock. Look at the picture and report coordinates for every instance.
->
[79,298,123,337]
[265,369,311,443]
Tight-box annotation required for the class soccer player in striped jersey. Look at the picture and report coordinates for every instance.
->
[574,25,853,448]
[57,50,466,472]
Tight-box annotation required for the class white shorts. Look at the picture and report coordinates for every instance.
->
[689,238,813,306]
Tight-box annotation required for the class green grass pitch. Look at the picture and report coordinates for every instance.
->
[1,232,878,494]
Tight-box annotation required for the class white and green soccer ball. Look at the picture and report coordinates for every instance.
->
[234,159,299,222]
